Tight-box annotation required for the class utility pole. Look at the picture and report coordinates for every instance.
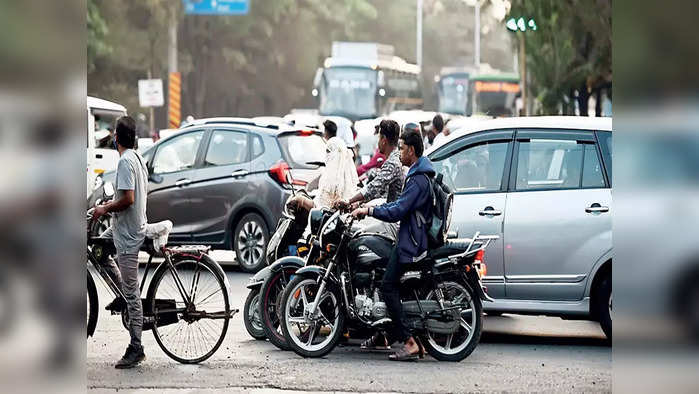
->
[168,9,177,74]
[168,7,181,128]
[519,33,527,115]
[417,0,423,69]
[474,0,480,67]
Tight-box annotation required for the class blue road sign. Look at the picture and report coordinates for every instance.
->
[183,0,249,15]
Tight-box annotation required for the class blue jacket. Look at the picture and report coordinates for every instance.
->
[371,156,435,264]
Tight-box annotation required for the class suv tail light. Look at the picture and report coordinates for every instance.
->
[269,161,307,186]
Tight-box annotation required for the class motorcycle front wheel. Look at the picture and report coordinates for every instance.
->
[280,276,345,358]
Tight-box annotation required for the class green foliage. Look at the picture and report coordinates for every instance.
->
[87,0,111,73]
[509,0,611,114]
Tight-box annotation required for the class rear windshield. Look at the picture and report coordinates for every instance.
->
[277,133,327,168]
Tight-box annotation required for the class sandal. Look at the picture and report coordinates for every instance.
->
[388,344,420,361]
[360,333,390,350]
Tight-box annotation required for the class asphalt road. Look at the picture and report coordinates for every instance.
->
[87,254,611,393]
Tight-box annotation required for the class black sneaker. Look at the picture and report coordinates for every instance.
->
[105,297,126,313]
[115,345,145,369]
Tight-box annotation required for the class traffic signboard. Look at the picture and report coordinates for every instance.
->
[138,79,164,107]
[183,0,249,15]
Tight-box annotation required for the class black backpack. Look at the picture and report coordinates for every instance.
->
[416,173,454,248]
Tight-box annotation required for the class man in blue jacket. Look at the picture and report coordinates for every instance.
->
[351,129,434,361]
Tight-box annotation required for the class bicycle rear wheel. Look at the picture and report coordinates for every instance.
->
[87,271,98,338]
[147,255,230,363]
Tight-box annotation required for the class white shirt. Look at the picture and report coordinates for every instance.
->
[337,123,355,148]
[432,132,447,147]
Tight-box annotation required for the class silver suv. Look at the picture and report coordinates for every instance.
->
[427,116,612,339]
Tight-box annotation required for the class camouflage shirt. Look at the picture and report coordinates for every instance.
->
[361,148,404,203]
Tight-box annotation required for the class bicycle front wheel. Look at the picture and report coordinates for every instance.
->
[147,255,230,363]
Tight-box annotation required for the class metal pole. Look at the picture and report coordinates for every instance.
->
[417,0,423,69]
[474,1,480,67]
[147,69,154,137]
[168,10,177,73]
[520,33,528,116]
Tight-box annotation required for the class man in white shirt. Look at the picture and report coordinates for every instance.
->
[430,114,449,147]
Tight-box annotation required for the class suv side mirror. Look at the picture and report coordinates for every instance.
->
[149,173,163,184]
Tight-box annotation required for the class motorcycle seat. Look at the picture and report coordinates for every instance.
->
[428,239,473,259]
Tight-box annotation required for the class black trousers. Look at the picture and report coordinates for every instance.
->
[381,247,411,343]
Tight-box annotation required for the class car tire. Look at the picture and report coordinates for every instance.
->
[233,213,269,273]
[596,273,612,341]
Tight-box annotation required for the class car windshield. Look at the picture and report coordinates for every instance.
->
[277,133,327,168]
[319,67,377,119]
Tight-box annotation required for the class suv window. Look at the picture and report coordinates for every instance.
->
[515,139,583,190]
[432,141,509,193]
[582,144,606,188]
[205,130,248,166]
[152,130,204,174]
[596,131,612,182]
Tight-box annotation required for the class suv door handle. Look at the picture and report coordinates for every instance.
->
[479,206,502,216]
[175,178,191,187]
[231,169,249,178]
[585,203,609,213]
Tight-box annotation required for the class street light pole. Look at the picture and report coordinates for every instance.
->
[417,0,423,69]
[519,32,527,115]
[474,0,480,67]
[168,10,177,74]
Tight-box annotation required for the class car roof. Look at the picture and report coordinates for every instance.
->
[427,116,612,154]
[87,96,126,112]
[179,117,320,136]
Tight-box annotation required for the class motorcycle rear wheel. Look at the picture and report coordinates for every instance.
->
[422,281,482,362]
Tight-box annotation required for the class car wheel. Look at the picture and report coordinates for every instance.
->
[596,273,612,341]
[233,213,268,273]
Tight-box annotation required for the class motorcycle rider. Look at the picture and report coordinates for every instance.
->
[351,129,435,361]
[335,119,403,210]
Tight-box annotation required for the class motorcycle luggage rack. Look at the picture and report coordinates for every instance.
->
[456,232,499,259]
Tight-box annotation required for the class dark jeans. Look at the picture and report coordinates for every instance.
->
[381,247,411,343]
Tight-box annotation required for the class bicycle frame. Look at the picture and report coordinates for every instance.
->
[86,241,195,312]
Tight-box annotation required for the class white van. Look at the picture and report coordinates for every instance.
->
[87,96,127,197]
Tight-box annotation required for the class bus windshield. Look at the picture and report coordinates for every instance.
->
[438,74,470,114]
[471,79,519,117]
[319,67,377,120]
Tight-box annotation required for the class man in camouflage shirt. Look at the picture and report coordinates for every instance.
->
[336,119,404,208]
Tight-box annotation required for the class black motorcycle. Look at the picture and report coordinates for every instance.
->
[279,210,497,361]
[243,189,314,341]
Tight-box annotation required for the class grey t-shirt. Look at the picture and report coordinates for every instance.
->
[113,149,148,254]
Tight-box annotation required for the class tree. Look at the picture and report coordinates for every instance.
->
[87,0,111,73]
[508,0,611,115]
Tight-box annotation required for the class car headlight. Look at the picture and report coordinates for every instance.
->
[93,175,104,191]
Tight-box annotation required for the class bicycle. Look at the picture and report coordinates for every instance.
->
[86,215,237,364]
